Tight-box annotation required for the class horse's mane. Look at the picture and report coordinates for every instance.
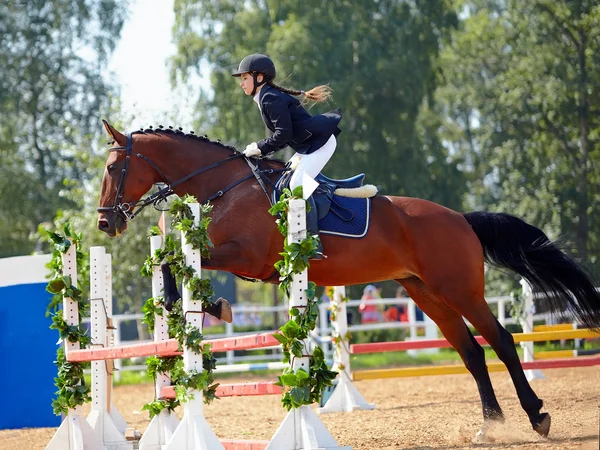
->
[131,125,286,166]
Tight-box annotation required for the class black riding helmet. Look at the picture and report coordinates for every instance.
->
[232,53,276,95]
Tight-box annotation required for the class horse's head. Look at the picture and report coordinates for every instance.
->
[97,120,163,236]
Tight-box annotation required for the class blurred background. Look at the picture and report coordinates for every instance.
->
[2,0,599,323]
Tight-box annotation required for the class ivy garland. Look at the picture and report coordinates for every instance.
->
[140,195,219,418]
[268,187,337,410]
[45,224,92,415]
[326,286,352,372]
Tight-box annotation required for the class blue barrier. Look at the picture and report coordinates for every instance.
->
[0,255,60,429]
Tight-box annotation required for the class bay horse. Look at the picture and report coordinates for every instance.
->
[97,120,600,441]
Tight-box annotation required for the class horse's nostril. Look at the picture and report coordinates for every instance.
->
[98,219,109,231]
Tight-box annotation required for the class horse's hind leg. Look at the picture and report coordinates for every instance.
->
[397,278,504,432]
[461,308,551,437]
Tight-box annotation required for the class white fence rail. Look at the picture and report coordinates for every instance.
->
[82,292,568,380]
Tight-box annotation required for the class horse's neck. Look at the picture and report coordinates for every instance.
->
[163,142,256,205]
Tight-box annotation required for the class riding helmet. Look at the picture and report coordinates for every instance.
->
[231,54,276,80]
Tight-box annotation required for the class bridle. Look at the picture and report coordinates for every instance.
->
[97,131,284,222]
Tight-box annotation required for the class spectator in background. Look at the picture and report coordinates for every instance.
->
[320,287,332,322]
[384,286,408,322]
[359,284,381,323]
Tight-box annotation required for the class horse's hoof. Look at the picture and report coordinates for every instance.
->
[533,412,551,437]
[472,429,489,444]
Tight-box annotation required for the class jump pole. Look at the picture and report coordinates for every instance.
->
[138,234,180,450]
[317,285,374,414]
[265,198,350,450]
[46,242,107,450]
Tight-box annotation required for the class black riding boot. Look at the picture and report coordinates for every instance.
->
[306,195,325,259]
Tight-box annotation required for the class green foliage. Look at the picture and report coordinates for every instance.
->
[350,328,408,346]
[140,196,219,417]
[51,349,92,416]
[171,0,464,207]
[436,0,600,285]
[0,0,126,257]
[269,188,337,410]
[45,226,92,415]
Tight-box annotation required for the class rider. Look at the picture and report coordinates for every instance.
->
[232,53,342,259]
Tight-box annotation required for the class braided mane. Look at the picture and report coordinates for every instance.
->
[133,125,240,153]
[128,125,287,165]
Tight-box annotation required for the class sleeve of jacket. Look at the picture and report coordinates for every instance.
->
[257,92,293,155]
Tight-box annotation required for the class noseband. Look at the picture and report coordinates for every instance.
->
[97,131,280,223]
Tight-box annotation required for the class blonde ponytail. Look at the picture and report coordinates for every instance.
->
[302,85,332,103]
[267,81,333,104]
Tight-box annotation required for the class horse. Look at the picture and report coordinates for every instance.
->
[97,120,600,441]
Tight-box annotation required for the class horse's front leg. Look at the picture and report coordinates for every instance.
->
[202,241,274,280]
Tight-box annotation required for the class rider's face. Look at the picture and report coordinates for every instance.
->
[239,72,263,95]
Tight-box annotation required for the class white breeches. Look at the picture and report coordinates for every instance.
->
[290,135,337,191]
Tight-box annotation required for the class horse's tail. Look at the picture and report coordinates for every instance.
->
[463,211,600,329]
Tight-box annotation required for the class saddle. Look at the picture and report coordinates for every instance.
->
[272,170,366,223]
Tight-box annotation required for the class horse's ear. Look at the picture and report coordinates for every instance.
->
[102,119,127,146]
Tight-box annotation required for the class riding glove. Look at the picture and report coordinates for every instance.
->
[243,142,261,157]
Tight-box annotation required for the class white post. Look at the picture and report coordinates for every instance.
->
[87,247,133,450]
[408,301,417,341]
[497,299,506,326]
[166,203,223,450]
[113,323,122,383]
[406,301,418,357]
[317,286,374,414]
[139,235,181,450]
[318,303,331,362]
[46,242,107,450]
[225,321,235,365]
[103,254,129,434]
[266,199,350,450]
[520,279,544,381]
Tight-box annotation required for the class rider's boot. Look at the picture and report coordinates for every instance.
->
[306,195,325,260]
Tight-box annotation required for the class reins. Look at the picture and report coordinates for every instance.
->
[97,131,287,222]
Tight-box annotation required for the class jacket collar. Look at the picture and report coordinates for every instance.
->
[258,83,274,103]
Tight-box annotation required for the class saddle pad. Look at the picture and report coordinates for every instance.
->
[318,195,370,238]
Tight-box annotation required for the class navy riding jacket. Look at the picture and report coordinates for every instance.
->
[256,84,342,156]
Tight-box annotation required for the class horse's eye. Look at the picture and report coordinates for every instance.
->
[108,164,116,172]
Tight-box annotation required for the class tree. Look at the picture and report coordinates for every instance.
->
[436,0,600,291]
[170,0,466,209]
[0,0,126,257]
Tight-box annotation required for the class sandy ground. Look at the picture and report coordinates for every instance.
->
[1,366,599,450]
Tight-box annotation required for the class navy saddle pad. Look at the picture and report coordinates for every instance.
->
[318,194,370,238]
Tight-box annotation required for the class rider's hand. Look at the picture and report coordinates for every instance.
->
[243,142,261,157]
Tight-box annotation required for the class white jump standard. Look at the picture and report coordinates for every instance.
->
[265,198,351,450]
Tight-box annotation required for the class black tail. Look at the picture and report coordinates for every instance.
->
[463,211,600,329]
